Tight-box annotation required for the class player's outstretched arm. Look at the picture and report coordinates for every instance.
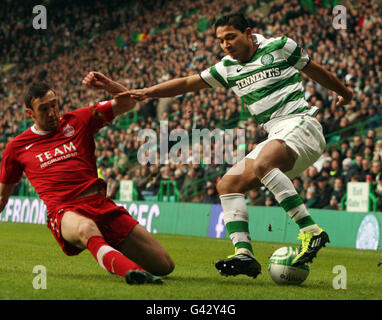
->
[116,74,210,101]
[82,71,127,96]
[0,183,15,213]
[82,71,136,117]
[301,60,353,108]
[110,94,136,117]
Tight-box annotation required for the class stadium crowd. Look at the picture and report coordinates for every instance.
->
[0,0,381,211]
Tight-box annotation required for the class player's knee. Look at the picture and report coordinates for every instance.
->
[253,161,269,180]
[217,175,240,195]
[161,256,175,276]
[217,177,231,195]
[254,158,294,179]
[155,254,175,276]
[218,174,250,194]
[254,140,296,176]
[77,220,100,246]
[216,178,226,195]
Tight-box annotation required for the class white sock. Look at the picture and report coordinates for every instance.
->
[220,193,254,257]
[261,168,320,233]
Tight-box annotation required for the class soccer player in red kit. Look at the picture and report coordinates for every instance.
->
[0,72,174,285]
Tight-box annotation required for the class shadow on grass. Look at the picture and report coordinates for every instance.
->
[51,272,121,283]
[164,274,335,291]
[164,274,271,287]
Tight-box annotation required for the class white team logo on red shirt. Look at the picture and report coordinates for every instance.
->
[63,124,75,137]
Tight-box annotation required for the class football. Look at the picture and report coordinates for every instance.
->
[268,246,310,285]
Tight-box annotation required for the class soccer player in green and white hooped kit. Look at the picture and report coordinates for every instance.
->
[119,13,353,278]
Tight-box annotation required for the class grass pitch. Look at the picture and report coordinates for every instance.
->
[0,222,381,300]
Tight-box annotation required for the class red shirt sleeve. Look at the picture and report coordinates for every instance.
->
[0,140,24,184]
[73,100,114,135]
[89,100,115,132]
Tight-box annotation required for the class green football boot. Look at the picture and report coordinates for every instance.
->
[292,228,330,266]
[125,270,163,285]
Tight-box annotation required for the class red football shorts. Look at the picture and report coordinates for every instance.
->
[46,195,139,256]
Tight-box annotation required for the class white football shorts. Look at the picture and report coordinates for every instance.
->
[246,113,326,179]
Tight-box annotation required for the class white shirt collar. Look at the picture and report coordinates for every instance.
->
[252,33,265,45]
[31,125,51,135]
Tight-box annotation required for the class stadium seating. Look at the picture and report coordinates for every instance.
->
[0,0,381,210]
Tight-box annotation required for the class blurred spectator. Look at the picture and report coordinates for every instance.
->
[374,140,382,160]
[366,106,382,130]
[173,168,186,190]
[365,137,376,151]
[339,140,350,159]
[367,129,377,140]
[313,176,334,209]
[160,165,173,180]
[135,166,151,193]
[370,160,381,182]
[263,189,276,207]
[350,175,361,182]
[180,167,199,197]
[264,196,276,207]
[292,177,303,195]
[374,176,382,212]
[328,159,342,185]
[331,177,346,202]
[306,165,319,181]
[106,175,118,199]
[145,168,161,195]
[351,136,365,156]
[338,117,354,140]
[344,103,358,124]
[323,196,341,211]
[247,189,265,206]
[304,185,318,209]
[348,154,364,178]
[363,146,374,160]
[355,105,370,124]
[201,183,220,204]
[359,158,372,181]
[341,158,352,182]
[132,168,141,186]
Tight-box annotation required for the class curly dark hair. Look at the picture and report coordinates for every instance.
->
[214,13,249,33]
[24,82,55,109]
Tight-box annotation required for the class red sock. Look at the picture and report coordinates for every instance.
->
[87,236,144,277]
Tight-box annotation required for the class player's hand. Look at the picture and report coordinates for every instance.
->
[115,89,149,101]
[82,71,111,90]
[114,90,135,107]
[335,87,353,108]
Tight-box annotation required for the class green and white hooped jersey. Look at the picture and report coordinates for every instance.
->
[200,34,311,124]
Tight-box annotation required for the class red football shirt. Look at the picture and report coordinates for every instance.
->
[0,101,114,213]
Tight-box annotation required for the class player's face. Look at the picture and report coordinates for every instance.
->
[216,25,254,62]
[27,90,60,132]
